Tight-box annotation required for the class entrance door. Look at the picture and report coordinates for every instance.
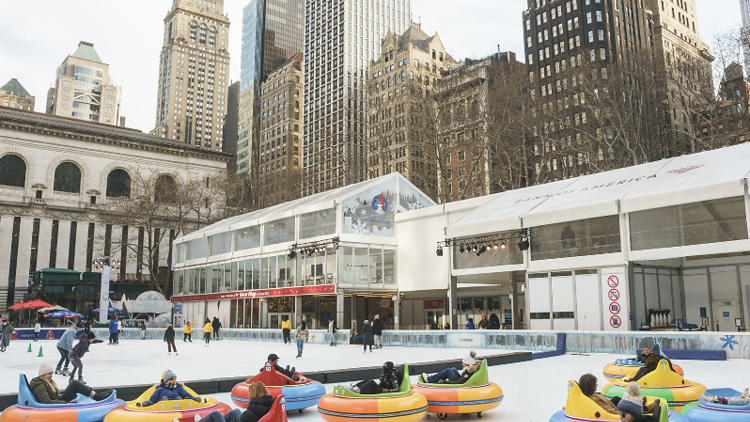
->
[425,310,443,329]
[269,313,293,329]
[714,301,737,332]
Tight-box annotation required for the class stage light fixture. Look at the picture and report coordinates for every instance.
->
[517,239,530,251]
[436,248,443,257]
[493,244,499,250]
[459,245,465,253]
[471,244,477,252]
[500,242,507,250]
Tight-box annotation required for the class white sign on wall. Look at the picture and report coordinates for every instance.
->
[601,271,629,331]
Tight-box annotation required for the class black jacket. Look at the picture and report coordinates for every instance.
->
[488,314,501,329]
[212,319,220,330]
[164,327,175,342]
[240,394,274,422]
[372,319,383,335]
[363,323,373,338]
[635,352,652,363]
[70,336,90,359]
[378,369,400,392]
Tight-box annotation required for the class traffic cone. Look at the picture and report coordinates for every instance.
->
[27,343,32,353]
[37,346,43,357]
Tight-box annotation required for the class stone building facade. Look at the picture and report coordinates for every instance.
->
[0,79,35,112]
[0,107,229,311]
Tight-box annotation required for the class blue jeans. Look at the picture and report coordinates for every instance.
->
[57,346,70,369]
[297,339,304,356]
[202,408,242,422]
[427,368,461,383]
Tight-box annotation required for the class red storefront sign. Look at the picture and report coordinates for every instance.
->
[379,298,392,310]
[424,299,445,310]
[171,284,335,303]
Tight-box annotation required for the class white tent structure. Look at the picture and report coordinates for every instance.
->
[439,143,750,332]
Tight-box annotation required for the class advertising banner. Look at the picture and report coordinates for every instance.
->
[171,284,335,302]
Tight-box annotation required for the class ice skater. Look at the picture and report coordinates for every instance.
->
[108,318,118,345]
[203,318,212,346]
[212,317,221,341]
[295,320,308,358]
[0,319,14,352]
[183,321,195,342]
[56,322,82,376]
[372,315,383,349]
[69,332,96,384]
[140,320,147,340]
[328,318,338,346]
[194,382,273,422]
[31,362,112,404]
[363,319,373,353]
[281,316,292,345]
[34,320,41,341]
[164,324,177,355]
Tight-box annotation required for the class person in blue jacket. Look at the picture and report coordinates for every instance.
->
[56,322,82,376]
[140,370,202,406]
[465,318,475,329]
[108,318,119,345]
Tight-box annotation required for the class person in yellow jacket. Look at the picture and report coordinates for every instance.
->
[203,319,212,347]
[281,317,292,345]
[183,321,196,343]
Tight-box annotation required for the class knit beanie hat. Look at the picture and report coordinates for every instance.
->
[163,369,177,381]
[463,351,477,365]
[38,362,55,376]
[617,382,644,417]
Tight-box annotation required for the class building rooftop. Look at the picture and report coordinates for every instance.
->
[71,41,102,63]
[0,107,230,160]
[0,78,31,97]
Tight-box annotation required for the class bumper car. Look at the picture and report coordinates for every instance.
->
[549,379,687,422]
[317,363,428,422]
[680,388,750,422]
[103,383,231,422]
[0,374,125,422]
[602,359,705,412]
[603,359,684,383]
[413,360,503,419]
[231,362,325,413]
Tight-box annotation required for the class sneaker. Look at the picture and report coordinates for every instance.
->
[194,414,202,422]
[55,368,62,375]
[369,349,372,352]
[438,379,445,384]
[296,355,300,358]
[703,395,719,403]
[169,352,171,355]
[290,367,296,375]
[422,373,429,383]
[742,388,749,399]
[175,353,178,355]
[78,377,86,385]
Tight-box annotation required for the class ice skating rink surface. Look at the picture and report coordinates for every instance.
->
[1,339,749,421]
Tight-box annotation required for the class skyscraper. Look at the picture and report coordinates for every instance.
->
[236,0,305,175]
[152,0,231,151]
[46,41,122,125]
[302,0,411,196]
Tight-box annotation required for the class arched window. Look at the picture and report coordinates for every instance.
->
[106,169,131,198]
[0,154,26,187]
[190,21,197,43]
[53,162,81,193]
[471,100,480,117]
[154,174,177,203]
[209,27,217,48]
[199,24,208,45]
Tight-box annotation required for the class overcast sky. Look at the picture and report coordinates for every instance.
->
[0,0,742,134]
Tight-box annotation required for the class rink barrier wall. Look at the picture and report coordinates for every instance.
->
[13,328,750,359]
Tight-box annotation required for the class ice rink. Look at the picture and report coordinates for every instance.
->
[1,338,749,421]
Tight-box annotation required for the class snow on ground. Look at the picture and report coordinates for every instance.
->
[1,338,749,422]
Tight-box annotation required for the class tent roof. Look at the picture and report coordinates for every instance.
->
[447,142,750,238]
[178,172,436,242]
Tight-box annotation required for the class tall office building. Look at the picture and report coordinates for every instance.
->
[151,0,231,151]
[236,0,305,175]
[741,0,750,73]
[0,79,35,111]
[46,42,122,125]
[303,0,411,196]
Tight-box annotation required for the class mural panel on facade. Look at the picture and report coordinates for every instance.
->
[342,179,397,236]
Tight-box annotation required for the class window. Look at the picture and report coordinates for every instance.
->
[531,216,621,261]
[106,169,131,198]
[199,24,208,45]
[53,162,81,193]
[0,154,26,187]
[190,21,197,43]
[154,174,177,202]
[458,151,465,161]
[209,27,217,48]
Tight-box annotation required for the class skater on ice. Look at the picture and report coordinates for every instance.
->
[56,322,82,376]
[295,320,308,358]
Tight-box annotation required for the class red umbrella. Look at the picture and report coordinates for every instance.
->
[8,301,29,310]
[26,299,53,309]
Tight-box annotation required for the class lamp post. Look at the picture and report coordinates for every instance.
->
[93,257,121,324]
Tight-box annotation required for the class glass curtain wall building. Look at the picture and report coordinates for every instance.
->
[302,0,411,196]
[237,0,305,174]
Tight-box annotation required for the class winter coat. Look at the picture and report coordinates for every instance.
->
[108,320,118,334]
[378,369,400,392]
[211,319,220,330]
[363,322,373,339]
[164,327,176,342]
[295,325,309,341]
[488,314,501,329]
[57,326,78,351]
[635,352,652,363]
[148,381,196,403]
[448,362,481,384]
[281,320,292,330]
[478,318,488,329]
[240,394,274,422]
[117,320,122,332]
[203,323,213,333]
[465,321,475,329]
[34,323,41,333]
[328,320,337,334]
[372,318,383,335]
[590,393,618,414]
[29,375,65,404]
[183,323,195,334]
[69,336,90,359]
[1,323,14,343]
